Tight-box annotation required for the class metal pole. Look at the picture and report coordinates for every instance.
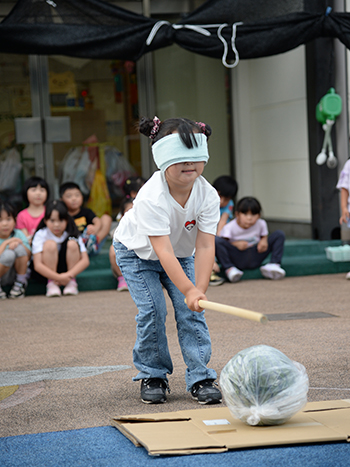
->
[137,0,156,178]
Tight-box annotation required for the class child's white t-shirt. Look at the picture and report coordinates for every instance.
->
[336,159,350,212]
[32,228,86,255]
[219,218,269,247]
[114,171,220,260]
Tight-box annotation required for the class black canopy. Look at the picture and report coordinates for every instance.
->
[0,0,350,64]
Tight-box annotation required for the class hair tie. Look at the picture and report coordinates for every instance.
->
[196,121,206,134]
[150,116,161,139]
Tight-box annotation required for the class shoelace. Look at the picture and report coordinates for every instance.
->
[144,378,170,394]
[194,380,219,391]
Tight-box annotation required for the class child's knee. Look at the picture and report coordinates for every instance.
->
[67,238,80,253]
[43,240,58,254]
[0,249,16,268]
[275,230,286,241]
[14,244,28,258]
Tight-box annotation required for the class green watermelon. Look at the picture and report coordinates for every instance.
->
[220,345,309,426]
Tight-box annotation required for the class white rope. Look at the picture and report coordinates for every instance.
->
[172,24,212,37]
[145,20,243,69]
[146,21,170,46]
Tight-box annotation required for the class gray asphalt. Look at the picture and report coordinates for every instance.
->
[0,273,349,437]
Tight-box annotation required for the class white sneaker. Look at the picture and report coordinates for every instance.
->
[226,266,243,283]
[260,263,286,280]
[63,279,79,296]
[346,271,350,280]
[46,281,61,297]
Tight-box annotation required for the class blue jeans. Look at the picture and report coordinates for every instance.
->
[113,241,217,391]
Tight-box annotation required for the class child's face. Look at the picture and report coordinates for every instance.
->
[45,210,68,237]
[236,210,260,229]
[61,188,83,213]
[166,161,204,186]
[27,184,47,206]
[0,209,15,239]
[219,195,231,208]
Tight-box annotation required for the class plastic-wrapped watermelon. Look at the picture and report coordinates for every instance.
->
[220,345,309,426]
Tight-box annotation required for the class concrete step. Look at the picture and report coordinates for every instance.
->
[23,239,350,295]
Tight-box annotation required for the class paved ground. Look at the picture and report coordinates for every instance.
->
[0,273,349,438]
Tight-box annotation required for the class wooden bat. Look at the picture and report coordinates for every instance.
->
[197,299,268,324]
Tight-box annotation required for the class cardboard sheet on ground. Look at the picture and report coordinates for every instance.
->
[111,399,350,456]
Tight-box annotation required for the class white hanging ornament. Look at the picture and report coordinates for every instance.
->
[315,119,337,168]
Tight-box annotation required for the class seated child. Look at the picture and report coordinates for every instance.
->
[109,196,134,291]
[16,176,50,243]
[32,200,89,297]
[215,196,286,282]
[210,175,238,286]
[0,201,31,299]
[59,182,112,255]
[212,175,238,234]
[123,175,146,200]
[336,158,350,279]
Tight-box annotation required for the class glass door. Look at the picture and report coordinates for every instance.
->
[0,53,34,210]
[47,55,141,216]
[0,53,142,217]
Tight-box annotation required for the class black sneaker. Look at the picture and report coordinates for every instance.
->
[191,379,222,405]
[141,378,169,404]
[209,272,225,286]
[8,281,26,299]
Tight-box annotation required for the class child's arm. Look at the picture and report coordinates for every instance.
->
[66,251,90,278]
[257,235,268,253]
[150,235,207,312]
[33,253,62,282]
[339,187,349,224]
[1,237,30,257]
[0,238,16,256]
[195,230,215,293]
[217,212,229,235]
[86,216,102,235]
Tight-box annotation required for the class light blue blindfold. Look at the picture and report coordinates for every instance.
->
[152,133,209,172]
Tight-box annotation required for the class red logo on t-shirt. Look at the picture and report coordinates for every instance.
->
[185,220,196,231]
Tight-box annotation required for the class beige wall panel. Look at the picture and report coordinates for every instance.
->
[253,160,312,220]
[232,46,311,222]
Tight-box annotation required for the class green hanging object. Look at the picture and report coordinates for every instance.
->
[316,87,342,124]
[315,88,342,168]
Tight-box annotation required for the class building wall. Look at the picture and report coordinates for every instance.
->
[231,46,312,222]
[153,45,231,183]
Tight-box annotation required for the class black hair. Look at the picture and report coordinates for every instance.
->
[35,200,80,237]
[139,117,212,149]
[22,176,50,205]
[212,175,238,199]
[236,197,262,215]
[0,201,16,223]
[119,196,134,217]
[123,175,146,197]
[59,181,82,198]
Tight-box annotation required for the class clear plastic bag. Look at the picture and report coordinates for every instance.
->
[219,345,309,426]
[59,146,94,195]
[0,147,22,192]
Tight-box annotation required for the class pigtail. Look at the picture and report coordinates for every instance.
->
[139,116,161,139]
[66,215,80,238]
[196,121,212,138]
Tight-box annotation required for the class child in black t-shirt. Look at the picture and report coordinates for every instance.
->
[60,182,112,255]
